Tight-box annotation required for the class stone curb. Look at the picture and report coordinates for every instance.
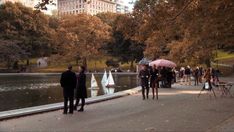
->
[0,72,138,76]
[0,87,141,121]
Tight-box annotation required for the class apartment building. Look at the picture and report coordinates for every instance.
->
[58,0,116,16]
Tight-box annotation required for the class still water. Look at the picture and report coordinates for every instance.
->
[0,73,139,112]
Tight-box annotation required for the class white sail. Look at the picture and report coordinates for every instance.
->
[91,89,98,97]
[106,71,115,87]
[108,88,115,94]
[101,70,108,94]
[91,74,99,89]
[101,70,108,86]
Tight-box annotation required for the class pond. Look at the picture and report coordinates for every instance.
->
[0,73,139,112]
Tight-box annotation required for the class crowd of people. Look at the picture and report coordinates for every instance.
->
[60,64,221,113]
[139,64,221,100]
[138,65,176,100]
[178,66,220,87]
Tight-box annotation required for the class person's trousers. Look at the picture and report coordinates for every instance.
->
[194,76,199,85]
[141,85,149,99]
[75,98,85,109]
[185,75,191,85]
[151,80,159,99]
[64,96,74,114]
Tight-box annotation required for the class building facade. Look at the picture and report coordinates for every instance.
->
[58,0,116,16]
[115,0,129,14]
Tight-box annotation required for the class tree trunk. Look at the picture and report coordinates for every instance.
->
[94,60,97,72]
[26,59,30,66]
[205,58,211,67]
[7,59,11,70]
[76,58,79,65]
[82,57,87,70]
[130,60,134,72]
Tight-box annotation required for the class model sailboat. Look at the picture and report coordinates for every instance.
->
[101,70,108,94]
[105,71,115,94]
[90,73,99,97]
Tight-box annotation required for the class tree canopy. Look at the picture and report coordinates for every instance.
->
[1,1,233,70]
[131,0,234,66]
[97,12,145,70]
[55,14,111,68]
[0,2,54,68]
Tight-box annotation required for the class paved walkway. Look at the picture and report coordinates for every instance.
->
[0,77,234,132]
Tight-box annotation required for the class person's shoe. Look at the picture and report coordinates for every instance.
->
[78,108,84,112]
[74,106,77,111]
[142,97,145,100]
[63,112,67,114]
[152,96,155,99]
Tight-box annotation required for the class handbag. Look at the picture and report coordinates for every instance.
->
[204,82,210,90]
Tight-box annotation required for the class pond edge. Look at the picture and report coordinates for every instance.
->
[0,87,141,121]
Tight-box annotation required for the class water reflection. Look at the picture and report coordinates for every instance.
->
[0,73,138,111]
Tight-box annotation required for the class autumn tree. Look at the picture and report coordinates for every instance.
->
[97,13,145,70]
[132,0,234,66]
[0,2,55,68]
[57,14,111,68]
[0,40,27,69]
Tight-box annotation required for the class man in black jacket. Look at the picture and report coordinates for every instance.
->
[139,65,150,100]
[60,65,77,114]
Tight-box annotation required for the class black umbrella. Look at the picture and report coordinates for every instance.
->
[138,58,151,65]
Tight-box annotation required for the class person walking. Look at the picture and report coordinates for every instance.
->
[74,66,87,112]
[198,66,203,83]
[60,65,77,114]
[213,68,220,85]
[150,65,159,100]
[184,66,191,85]
[139,65,150,100]
[203,68,212,90]
[194,67,199,86]
[160,67,167,87]
[172,68,177,83]
[167,68,173,88]
[179,67,185,85]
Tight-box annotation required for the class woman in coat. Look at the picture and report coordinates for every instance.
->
[203,68,212,90]
[74,66,87,112]
[150,65,159,99]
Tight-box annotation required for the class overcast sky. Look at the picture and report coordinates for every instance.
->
[124,0,135,10]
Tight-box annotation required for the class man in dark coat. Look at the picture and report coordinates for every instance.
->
[160,67,167,88]
[75,66,87,112]
[166,68,173,88]
[60,65,77,114]
[194,67,199,86]
[139,65,150,100]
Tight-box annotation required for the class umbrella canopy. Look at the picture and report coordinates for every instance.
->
[138,58,152,65]
[149,59,176,68]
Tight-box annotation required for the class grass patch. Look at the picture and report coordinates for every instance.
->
[215,50,234,61]
[31,58,137,73]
